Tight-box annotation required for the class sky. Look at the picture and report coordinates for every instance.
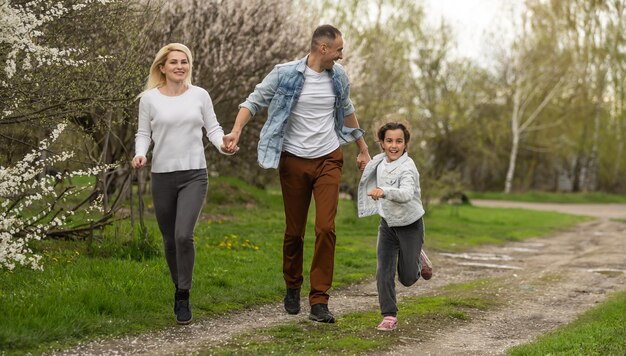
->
[422,0,521,61]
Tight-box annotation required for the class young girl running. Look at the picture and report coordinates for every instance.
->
[357,122,433,331]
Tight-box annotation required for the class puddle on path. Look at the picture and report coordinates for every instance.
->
[457,262,522,269]
[440,252,513,261]
[514,242,546,247]
[502,247,538,252]
[456,262,523,270]
[586,268,626,274]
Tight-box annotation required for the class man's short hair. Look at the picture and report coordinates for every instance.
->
[311,24,342,51]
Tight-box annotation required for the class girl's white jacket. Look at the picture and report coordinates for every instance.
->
[357,152,425,227]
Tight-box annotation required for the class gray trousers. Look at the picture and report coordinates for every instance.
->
[377,217,425,317]
[151,169,207,290]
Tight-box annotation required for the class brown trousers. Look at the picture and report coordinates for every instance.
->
[278,147,343,305]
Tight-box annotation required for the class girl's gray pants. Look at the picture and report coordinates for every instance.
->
[377,217,425,317]
[151,169,207,290]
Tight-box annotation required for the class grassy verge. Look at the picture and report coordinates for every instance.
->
[212,279,503,355]
[424,204,586,250]
[0,177,582,354]
[468,191,626,203]
[507,291,626,355]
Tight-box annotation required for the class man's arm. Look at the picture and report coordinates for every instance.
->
[223,107,252,151]
[343,112,371,171]
[223,66,280,151]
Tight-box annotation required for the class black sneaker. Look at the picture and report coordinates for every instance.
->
[309,303,335,323]
[284,287,301,314]
[174,289,192,325]
[175,299,192,325]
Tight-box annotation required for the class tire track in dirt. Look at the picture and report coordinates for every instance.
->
[54,204,626,355]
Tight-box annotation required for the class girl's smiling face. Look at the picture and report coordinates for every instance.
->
[380,128,406,162]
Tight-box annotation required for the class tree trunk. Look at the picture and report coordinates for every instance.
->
[504,87,521,194]
[613,111,624,190]
[584,100,601,191]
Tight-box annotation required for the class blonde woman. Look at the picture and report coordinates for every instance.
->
[132,43,237,324]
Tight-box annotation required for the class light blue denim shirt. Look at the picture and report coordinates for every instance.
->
[357,152,425,227]
[239,56,365,169]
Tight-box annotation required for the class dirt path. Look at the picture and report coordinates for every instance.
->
[472,199,626,219]
[56,202,626,355]
[385,214,626,355]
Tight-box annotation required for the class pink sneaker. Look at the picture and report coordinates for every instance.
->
[420,250,433,280]
[376,316,398,331]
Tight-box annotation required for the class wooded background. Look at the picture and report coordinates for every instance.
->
[2,0,624,203]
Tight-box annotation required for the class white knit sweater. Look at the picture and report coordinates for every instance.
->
[134,85,227,173]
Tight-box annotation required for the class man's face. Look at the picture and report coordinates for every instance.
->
[321,36,344,70]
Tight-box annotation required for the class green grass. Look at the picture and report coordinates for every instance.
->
[469,191,626,203]
[425,204,584,250]
[0,177,584,354]
[507,291,626,355]
[210,279,502,355]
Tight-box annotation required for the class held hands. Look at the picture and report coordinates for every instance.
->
[131,155,146,169]
[222,131,241,154]
[221,132,241,154]
[368,187,385,200]
[220,143,239,154]
[357,149,371,172]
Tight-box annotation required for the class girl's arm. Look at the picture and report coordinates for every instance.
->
[379,169,417,203]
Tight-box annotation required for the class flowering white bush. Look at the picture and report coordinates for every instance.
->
[0,0,113,81]
[1,0,121,270]
[0,123,112,270]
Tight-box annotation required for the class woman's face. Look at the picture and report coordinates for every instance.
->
[380,129,406,162]
[160,51,189,84]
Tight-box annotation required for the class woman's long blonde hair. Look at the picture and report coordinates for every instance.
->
[138,43,194,97]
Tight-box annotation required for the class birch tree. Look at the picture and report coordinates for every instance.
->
[587,0,625,192]
[524,0,626,193]
[499,8,570,194]
[574,1,609,192]
[607,1,626,191]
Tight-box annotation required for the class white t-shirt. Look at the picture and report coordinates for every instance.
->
[134,85,225,173]
[282,66,340,158]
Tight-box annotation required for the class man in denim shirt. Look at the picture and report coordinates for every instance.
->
[224,24,370,323]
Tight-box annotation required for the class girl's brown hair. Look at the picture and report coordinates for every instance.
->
[377,122,411,144]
